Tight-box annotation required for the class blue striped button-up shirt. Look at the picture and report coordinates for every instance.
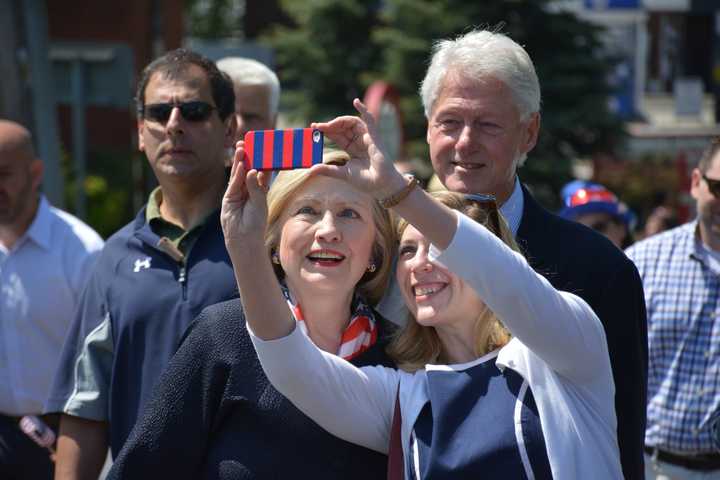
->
[626,221,720,454]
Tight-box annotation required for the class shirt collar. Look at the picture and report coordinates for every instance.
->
[689,220,719,269]
[499,177,524,237]
[24,195,52,251]
[145,186,163,223]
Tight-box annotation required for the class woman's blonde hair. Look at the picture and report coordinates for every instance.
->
[388,191,519,371]
[264,151,395,306]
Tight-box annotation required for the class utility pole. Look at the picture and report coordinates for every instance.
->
[0,0,28,126]
[22,0,65,208]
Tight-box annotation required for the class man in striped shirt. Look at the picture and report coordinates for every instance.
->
[626,137,720,478]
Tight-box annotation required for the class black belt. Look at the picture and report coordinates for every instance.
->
[645,446,720,471]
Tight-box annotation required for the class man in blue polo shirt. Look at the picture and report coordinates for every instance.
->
[45,49,240,479]
[627,137,720,477]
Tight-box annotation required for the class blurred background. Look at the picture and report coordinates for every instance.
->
[1,0,718,239]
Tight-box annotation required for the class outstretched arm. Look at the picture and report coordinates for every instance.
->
[221,147,292,341]
[250,325,398,453]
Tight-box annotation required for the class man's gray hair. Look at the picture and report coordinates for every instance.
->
[420,29,541,120]
[217,57,281,116]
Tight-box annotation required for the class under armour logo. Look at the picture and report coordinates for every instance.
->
[133,257,152,272]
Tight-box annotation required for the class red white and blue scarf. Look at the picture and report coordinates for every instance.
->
[281,287,378,361]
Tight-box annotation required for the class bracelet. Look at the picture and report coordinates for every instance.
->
[379,175,419,209]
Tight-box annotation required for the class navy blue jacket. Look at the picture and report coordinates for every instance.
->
[45,207,238,456]
[517,186,647,479]
[108,299,395,479]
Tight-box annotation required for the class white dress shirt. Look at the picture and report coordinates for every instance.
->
[0,196,103,415]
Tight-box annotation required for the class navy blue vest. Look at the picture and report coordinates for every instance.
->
[409,353,553,479]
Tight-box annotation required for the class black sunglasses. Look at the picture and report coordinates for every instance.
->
[143,101,216,124]
[464,193,501,237]
[703,173,720,198]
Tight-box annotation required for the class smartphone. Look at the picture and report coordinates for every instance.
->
[244,128,323,171]
[19,415,56,452]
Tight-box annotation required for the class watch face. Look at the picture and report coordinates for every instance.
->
[378,100,402,162]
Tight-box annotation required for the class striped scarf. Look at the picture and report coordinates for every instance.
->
[282,287,378,360]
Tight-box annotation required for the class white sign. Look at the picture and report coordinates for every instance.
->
[674,77,703,117]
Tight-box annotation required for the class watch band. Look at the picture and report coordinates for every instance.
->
[379,175,419,209]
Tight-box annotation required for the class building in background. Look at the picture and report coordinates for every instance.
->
[559,0,720,225]
[0,1,183,234]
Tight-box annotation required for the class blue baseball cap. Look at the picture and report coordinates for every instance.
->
[559,180,636,230]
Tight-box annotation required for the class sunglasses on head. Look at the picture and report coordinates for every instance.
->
[142,101,216,124]
[464,193,501,237]
[703,173,720,198]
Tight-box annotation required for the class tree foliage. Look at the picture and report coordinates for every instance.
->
[263,0,382,122]
[185,0,244,39]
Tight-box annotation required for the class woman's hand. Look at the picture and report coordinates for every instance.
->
[222,142,296,342]
[310,99,407,200]
[221,141,270,257]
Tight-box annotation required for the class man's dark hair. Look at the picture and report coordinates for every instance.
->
[698,136,720,173]
[135,48,235,121]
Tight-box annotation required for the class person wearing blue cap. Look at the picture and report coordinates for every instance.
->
[559,180,636,249]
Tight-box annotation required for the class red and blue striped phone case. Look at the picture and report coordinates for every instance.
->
[243,128,324,171]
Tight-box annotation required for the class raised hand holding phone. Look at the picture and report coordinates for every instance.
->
[309,99,406,200]
[221,143,270,257]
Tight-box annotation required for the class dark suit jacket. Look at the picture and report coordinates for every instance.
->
[517,185,647,479]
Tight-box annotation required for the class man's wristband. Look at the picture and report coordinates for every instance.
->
[379,175,418,209]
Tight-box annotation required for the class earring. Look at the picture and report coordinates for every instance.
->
[272,251,281,265]
[367,263,377,273]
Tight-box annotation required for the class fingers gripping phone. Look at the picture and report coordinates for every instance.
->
[19,415,56,454]
[244,128,323,171]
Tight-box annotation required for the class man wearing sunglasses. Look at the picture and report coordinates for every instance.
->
[379,28,648,479]
[626,138,720,478]
[45,49,239,480]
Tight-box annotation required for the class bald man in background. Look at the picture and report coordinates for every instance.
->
[0,120,103,479]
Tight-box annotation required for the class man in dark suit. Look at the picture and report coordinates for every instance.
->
[392,28,647,479]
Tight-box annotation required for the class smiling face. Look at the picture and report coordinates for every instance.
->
[396,224,485,329]
[138,65,234,186]
[426,73,539,203]
[277,176,377,302]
